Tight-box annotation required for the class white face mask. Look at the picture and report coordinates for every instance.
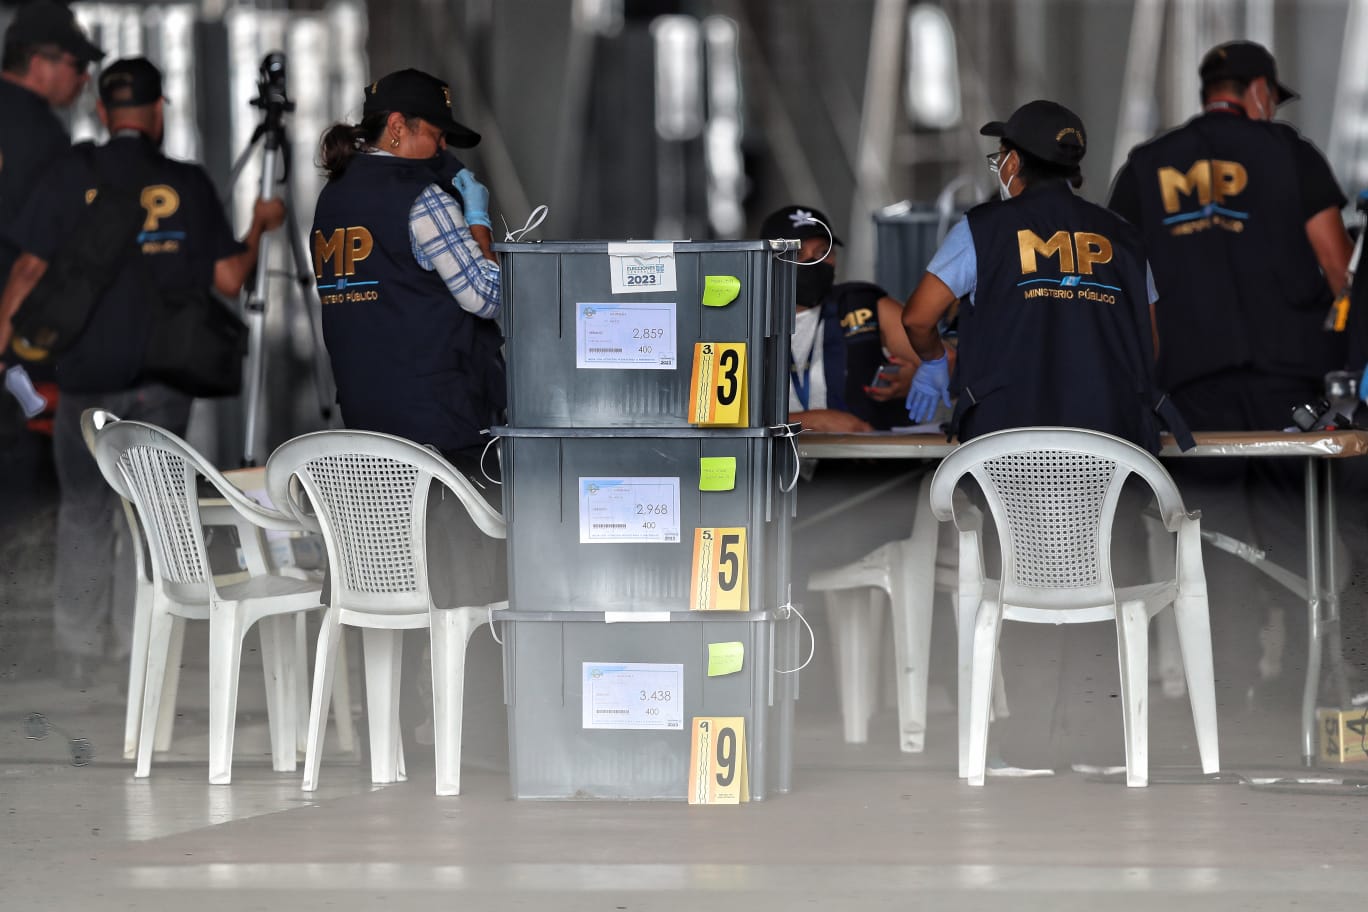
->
[992,151,1017,200]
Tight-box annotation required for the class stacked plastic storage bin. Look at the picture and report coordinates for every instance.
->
[492,240,800,800]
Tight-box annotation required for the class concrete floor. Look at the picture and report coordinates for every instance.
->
[4,613,1368,912]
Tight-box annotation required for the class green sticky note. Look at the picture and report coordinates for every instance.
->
[708,642,745,677]
[703,275,741,307]
[698,456,736,492]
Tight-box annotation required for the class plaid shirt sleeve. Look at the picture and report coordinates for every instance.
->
[408,183,501,319]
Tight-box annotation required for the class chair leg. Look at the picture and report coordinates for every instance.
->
[893,526,936,754]
[153,617,185,753]
[294,613,309,758]
[955,590,978,779]
[207,605,246,785]
[431,609,480,796]
[259,614,298,773]
[135,600,177,779]
[331,629,357,754]
[1175,594,1220,775]
[1116,602,1150,787]
[302,607,343,792]
[1155,607,1186,699]
[361,628,404,784]
[966,601,1003,786]
[123,581,154,761]
[825,590,883,744]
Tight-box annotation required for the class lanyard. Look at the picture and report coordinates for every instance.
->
[789,310,824,410]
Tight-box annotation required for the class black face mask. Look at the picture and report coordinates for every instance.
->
[795,261,836,309]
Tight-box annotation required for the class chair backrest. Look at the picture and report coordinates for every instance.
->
[79,408,151,586]
[92,419,297,603]
[928,427,1188,610]
[264,430,506,616]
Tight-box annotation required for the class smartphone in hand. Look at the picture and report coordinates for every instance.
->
[869,363,900,389]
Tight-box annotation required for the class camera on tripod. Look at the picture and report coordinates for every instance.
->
[250,51,294,125]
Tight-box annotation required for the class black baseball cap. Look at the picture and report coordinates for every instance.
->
[98,57,164,109]
[1199,40,1296,103]
[4,0,103,64]
[980,99,1087,167]
[759,205,844,247]
[363,69,480,148]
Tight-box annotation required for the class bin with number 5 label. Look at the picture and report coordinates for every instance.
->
[491,426,796,615]
[494,240,796,428]
[499,608,798,800]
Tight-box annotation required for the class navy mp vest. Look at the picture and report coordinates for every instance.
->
[312,153,505,455]
[957,180,1190,453]
[829,281,907,429]
[1121,112,1340,389]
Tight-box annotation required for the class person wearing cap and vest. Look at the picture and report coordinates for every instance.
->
[312,69,505,752]
[0,57,284,688]
[0,2,104,678]
[759,204,920,432]
[901,100,1187,454]
[1108,41,1353,708]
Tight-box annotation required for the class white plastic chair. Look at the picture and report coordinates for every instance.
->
[79,408,182,761]
[807,473,1008,767]
[929,427,1219,787]
[92,419,324,784]
[266,430,507,796]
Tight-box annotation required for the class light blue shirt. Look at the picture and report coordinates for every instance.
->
[926,218,1159,306]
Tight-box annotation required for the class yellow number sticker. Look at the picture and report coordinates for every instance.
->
[688,342,748,426]
[690,527,749,612]
[688,716,749,804]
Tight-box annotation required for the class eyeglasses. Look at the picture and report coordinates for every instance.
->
[985,151,1003,175]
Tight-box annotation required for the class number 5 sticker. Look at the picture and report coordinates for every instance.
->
[688,716,749,804]
[690,527,749,612]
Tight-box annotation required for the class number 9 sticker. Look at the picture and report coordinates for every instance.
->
[688,716,749,804]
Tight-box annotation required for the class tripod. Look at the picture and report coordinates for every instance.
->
[226,52,334,466]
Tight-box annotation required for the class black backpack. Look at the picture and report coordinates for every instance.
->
[11,144,247,398]
[10,144,143,361]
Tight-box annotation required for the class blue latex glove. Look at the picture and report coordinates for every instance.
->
[905,355,952,423]
[1361,362,1368,403]
[452,168,491,229]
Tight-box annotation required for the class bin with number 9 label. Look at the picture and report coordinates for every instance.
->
[492,426,795,615]
[500,608,798,800]
[494,240,796,428]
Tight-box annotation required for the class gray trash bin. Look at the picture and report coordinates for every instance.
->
[495,240,796,428]
[872,201,950,303]
[500,609,798,800]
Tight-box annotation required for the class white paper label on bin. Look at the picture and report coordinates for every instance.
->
[578,476,680,544]
[582,662,684,730]
[575,302,677,370]
[607,242,677,294]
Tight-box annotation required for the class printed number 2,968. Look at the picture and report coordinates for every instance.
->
[626,274,658,286]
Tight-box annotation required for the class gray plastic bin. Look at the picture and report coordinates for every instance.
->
[494,240,796,428]
[500,609,798,800]
[493,426,795,614]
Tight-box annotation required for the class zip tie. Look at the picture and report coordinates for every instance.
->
[773,423,802,493]
[773,213,835,265]
[479,435,502,486]
[775,602,814,674]
[487,603,504,645]
[503,204,548,243]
